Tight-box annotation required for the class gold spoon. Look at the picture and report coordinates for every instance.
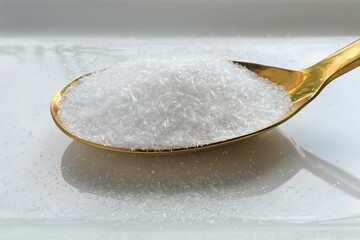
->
[51,38,360,154]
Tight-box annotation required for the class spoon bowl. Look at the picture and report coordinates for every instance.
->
[51,39,360,153]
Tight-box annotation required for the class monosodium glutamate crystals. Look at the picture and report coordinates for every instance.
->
[58,58,292,150]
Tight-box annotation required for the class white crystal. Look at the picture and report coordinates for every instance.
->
[58,58,292,150]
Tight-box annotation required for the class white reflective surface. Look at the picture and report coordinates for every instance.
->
[0,37,360,239]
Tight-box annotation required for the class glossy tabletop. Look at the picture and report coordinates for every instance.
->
[0,37,359,239]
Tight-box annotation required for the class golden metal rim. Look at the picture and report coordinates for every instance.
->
[50,70,315,154]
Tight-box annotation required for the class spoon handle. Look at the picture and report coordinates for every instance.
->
[309,38,360,84]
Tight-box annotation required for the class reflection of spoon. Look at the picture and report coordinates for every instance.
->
[52,39,360,153]
[61,129,360,199]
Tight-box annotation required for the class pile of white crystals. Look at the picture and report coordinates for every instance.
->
[58,58,292,150]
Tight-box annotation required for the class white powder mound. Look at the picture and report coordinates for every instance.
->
[58,58,292,150]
